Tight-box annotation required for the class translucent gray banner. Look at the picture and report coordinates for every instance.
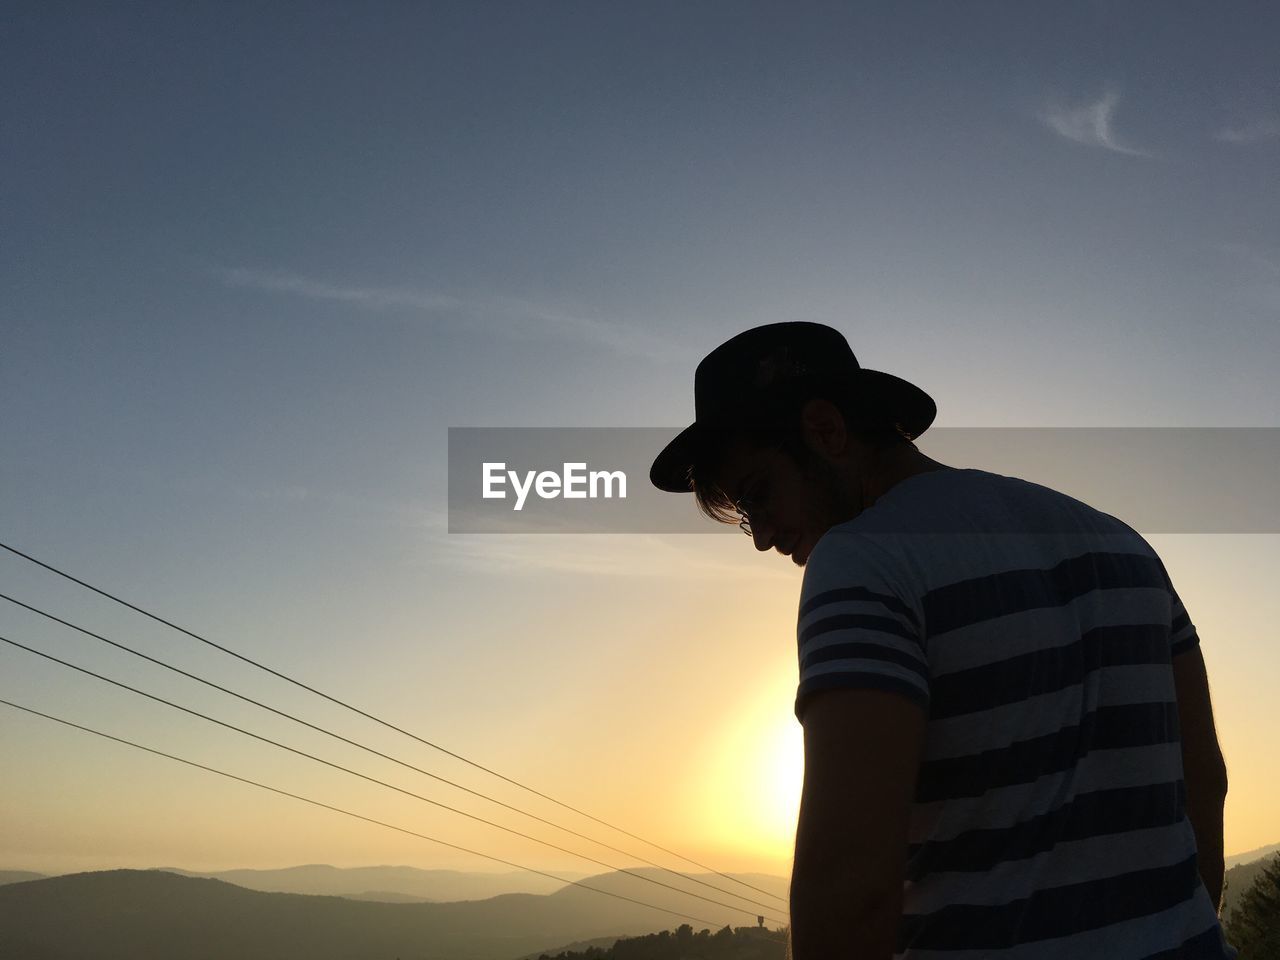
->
[447,427,1279,534]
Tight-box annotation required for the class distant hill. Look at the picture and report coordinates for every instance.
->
[340,889,433,903]
[0,868,789,960]
[159,863,596,902]
[0,872,47,887]
[1223,852,1280,924]
[1226,842,1280,869]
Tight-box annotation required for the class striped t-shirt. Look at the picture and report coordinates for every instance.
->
[794,467,1235,959]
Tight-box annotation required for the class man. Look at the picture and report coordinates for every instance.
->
[650,322,1234,959]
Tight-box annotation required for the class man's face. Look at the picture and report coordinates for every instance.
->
[714,438,863,567]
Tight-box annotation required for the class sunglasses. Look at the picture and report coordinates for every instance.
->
[731,470,772,537]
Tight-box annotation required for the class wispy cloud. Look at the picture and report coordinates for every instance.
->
[223,268,464,312]
[1214,117,1280,145]
[419,527,798,582]
[1041,92,1150,157]
[219,267,682,362]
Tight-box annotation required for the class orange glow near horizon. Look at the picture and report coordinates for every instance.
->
[695,672,804,867]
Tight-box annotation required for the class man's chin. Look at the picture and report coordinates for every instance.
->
[791,539,811,567]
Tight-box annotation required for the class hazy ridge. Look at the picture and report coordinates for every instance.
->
[158,863,597,902]
[11,854,1270,958]
[1225,841,1280,869]
[0,867,790,960]
[0,871,47,887]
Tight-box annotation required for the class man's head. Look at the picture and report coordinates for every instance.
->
[649,322,939,565]
[690,388,917,565]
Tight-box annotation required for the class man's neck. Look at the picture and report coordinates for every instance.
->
[862,446,954,508]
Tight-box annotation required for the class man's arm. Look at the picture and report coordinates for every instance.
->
[790,687,927,960]
[1172,646,1229,911]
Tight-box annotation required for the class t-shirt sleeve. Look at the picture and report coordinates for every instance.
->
[1168,582,1201,657]
[1154,555,1201,657]
[794,532,929,724]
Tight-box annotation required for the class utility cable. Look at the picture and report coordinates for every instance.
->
[0,539,787,906]
[0,697,731,929]
[0,592,783,917]
[0,634,788,926]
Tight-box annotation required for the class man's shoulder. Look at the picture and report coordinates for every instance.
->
[850,466,1149,539]
[801,467,1163,609]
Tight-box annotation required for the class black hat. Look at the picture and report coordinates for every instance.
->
[649,321,936,493]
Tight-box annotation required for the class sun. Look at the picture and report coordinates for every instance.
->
[760,714,805,835]
[698,681,805,863]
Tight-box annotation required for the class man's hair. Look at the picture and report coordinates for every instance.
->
[688,378,914,525]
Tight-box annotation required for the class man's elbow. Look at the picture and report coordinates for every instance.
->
[791,858,892,896]
[791,855,902,915]
[791,868,899,918]
[791,838,901,902]
[1209,764,1229,801]
[1187,753,1229,802]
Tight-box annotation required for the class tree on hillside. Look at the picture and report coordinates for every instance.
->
[1223,853,1280,958]
[537,924,787,960]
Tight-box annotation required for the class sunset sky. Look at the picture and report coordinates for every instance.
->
[2,0,1278,901]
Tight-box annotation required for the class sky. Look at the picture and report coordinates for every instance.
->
[2,0,1278,895]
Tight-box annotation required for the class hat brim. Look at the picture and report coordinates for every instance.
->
[648,369,936,493]
[649,421,711,493]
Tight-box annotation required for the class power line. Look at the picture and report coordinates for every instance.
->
[0,591,784,917]
[0,697,734,930]
[0,633,789,926]
[0,539,787,906]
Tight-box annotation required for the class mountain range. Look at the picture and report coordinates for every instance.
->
[1225,841,1280,869]
[160,864,598,902]
[0,864,600,903]
[6,847,1272,960]
[0,867,790,960]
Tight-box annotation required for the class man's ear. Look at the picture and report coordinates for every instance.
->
[799,398,848,457]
